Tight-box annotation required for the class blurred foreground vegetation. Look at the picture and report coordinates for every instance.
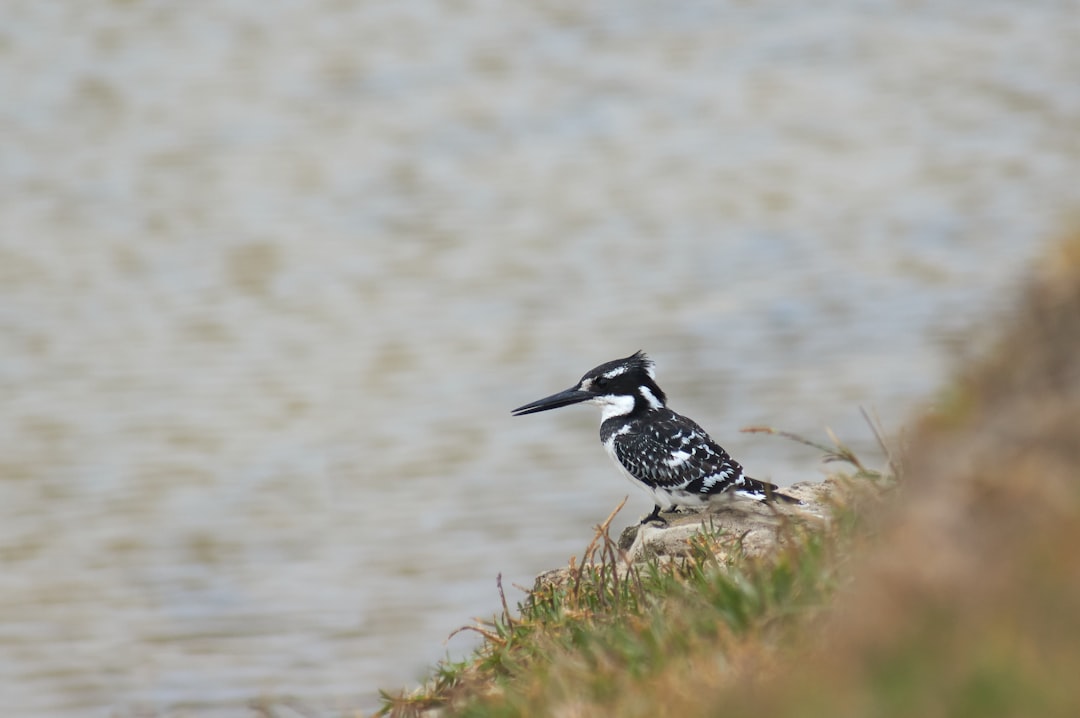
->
[379,234,1080,717]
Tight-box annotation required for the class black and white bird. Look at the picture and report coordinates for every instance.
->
[512,351,797,524]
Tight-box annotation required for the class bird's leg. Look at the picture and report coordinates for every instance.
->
[640,504,668,526]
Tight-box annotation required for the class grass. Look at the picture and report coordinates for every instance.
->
[378,433,889,718]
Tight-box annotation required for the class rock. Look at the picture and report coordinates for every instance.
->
[617,479,837,563]
[534,480,843,596]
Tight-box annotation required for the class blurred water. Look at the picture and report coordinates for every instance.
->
[1,0,1078,715]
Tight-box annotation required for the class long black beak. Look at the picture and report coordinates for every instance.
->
[512,387,592,416]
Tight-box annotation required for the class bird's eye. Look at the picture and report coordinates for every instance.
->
[593,377,609,390]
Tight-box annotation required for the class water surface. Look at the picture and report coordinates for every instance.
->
[1,1,1078,714]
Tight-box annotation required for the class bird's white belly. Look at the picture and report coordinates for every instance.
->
[602,433,710,509]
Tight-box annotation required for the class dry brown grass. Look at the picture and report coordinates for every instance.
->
[714,232,1080,718]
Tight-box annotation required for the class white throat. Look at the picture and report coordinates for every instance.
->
[592,394,636,422]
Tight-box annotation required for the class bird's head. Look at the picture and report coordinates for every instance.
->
[511,351,667,421]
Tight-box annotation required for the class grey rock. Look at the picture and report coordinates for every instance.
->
[536,480,840,595]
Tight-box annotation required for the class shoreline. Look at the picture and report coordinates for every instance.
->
[376,234,1080,718]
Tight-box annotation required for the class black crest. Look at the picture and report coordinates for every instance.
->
[581,351,667,407]
[583,350,652,379]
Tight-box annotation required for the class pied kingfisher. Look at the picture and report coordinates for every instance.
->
[512,351,797,524]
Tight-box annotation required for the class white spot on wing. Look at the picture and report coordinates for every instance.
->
[665,450,692,467]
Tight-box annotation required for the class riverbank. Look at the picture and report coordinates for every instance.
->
[376,234,1080,718]
[379,452,890,717]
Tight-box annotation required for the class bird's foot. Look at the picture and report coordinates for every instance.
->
[640,504,669,526]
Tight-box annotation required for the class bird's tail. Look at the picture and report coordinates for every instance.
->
[742,476,800,504]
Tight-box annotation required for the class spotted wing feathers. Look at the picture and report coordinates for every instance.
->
[610,412,743,492]
[609,410,796,502]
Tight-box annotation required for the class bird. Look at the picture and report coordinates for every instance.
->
[511,351,798,524]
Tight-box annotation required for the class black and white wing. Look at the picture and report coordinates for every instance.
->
[610,412,743,493]
[610,410,795,501]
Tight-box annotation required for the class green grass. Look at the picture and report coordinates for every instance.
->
[379,438,885,718]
